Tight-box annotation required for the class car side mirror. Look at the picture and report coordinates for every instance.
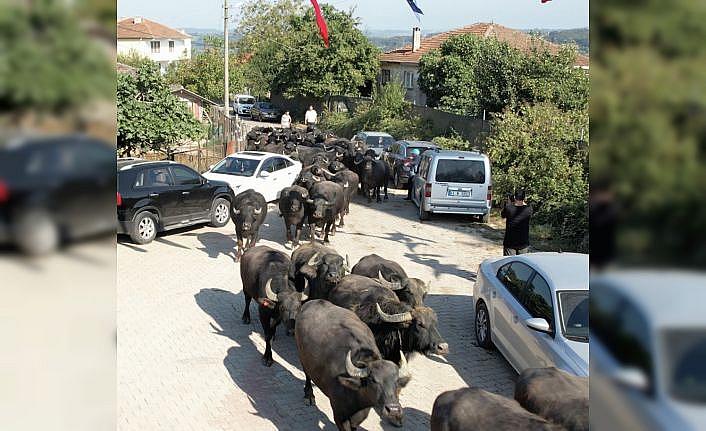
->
[611,367,649,392]
[259,170,270,178]
[525,317,551,334]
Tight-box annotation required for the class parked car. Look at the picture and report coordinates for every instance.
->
[232,94,256,116]
[591,271,706,431]
[202,151,302,202]
[117,159,235,244]
[383,140,438,188]
[473,252,589,377]
[351,131,395,157]
[0,135,115,255]
[250,101,282,122]
[410,149,492,222]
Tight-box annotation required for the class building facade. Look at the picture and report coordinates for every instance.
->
[117,17,191,73]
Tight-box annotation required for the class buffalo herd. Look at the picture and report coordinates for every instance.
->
[229,127,588,430]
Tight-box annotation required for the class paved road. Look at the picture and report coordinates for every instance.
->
[117,188,516,431]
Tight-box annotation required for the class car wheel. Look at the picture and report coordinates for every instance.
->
[418,197,431,221]
[475,301,493,349]
[130,212,158,244]
[210,198,231,227]
[15,209,59,255]
[480,212,490,223]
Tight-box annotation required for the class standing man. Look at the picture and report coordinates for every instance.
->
[280,110,292,129]
[501,189,533,255]
[404,148,421,200]
[304,105,318,131]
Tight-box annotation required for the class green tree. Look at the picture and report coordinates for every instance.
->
[485,104,588,251]
[118,63,205,157]
[166,35,246,103]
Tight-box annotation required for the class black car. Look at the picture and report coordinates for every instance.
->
[117,159,235,244]
[250,101,282,122]
[383,140,438,188]
[0,135,115,255]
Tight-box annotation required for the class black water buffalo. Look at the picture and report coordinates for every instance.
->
[329,274,448,364]
[295,299,411,430]
[431,387,561,431]
[296,170,324,191]
[322,165,359,221]
[289,242,347,300]
[240,245,307,367]
[356,153,389,203]
[294,146,325,167]
[278,185,309,247]
[351,254,430,307]
[515,367,589,431]
[306,180,347,243]
[231,189,267,260]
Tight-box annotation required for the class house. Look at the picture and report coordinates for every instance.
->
[117,17,191,73]
[379,23,590,106]
[170,85,218,123]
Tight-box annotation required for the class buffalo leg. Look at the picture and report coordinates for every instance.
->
[236,237,244,261]
[350,409,371,430]
[383,180,388,200]
[338,212,345,227]
[293,224,302,247]
[376,186,382,203]
[241,291,252,324]
[303,373,315,406]
[259,310,275,367]
[284,223,292,244]
[323,222,331,243]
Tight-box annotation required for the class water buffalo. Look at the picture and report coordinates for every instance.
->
[352,254,430,307]
[295,299,411,430]
[329,274,449,365]
[240,245,307,367]
[431,387,561,431]
[356,153,389,203]
[289,242,348,300]
[231,189,267,260]
[278,185,309,247]
[323,164,360,220]
[515,367,589,431]
[306,180,347,243]
[296,170,324,192]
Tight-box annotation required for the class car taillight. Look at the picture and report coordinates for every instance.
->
[117,192,122,206]
[0,180,9,204]
[424,183,432,198]
[487,185,493,202]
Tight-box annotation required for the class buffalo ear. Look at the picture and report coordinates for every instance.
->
[300,264,317,279]
[398,375,411,388]
[337,376,362,391]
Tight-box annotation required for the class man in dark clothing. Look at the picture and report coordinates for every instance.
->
[501,189,533,255]
[404,148,422,200]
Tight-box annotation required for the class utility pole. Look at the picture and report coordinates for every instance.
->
[223,0,229,117]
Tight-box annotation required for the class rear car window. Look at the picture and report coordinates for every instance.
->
[366,136,394,148]
[435,159,485,183]
[135,167,174,188]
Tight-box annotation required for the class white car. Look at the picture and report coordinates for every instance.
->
[473,252,589,376]
[202,151,302,202]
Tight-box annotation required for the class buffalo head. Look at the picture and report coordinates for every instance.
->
[261,277,308,334]
[233,205,263,232]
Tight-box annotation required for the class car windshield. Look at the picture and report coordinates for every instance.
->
[558,291,589,341]
[211,157,260,177]
[238,97,255,104]
[435,159,485,183]
[259,102,273,109]
[366,136,394,148]
[664,329,706,404]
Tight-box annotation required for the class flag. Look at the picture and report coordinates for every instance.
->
[541,0,552,3]
[405,0,423,22]
[310,0,329,48]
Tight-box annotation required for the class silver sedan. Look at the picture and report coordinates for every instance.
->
[473,252,589,376]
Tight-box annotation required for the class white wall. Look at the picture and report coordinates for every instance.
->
[380,62,426,106]
[117,38,191,72]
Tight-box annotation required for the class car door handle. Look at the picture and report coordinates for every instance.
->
[149,193,159,198]
[513,315,519,324]
[182,191,190,195]
[492,290,497,298]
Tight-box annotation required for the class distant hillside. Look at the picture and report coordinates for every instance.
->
[368,35,411,52]
[528,28,589,55]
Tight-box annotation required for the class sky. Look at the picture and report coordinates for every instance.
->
[117,0,588,32]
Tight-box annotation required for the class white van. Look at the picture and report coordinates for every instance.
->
[411,150,492,222]
[232,94,256,116]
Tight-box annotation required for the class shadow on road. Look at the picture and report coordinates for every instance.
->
[404,252,478,281]
[194,287,337,430]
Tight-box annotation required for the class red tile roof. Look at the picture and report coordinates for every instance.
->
[380,23,589,68]
[117,17,190,40]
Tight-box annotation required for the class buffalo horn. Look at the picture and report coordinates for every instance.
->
[312,175,322,182]
[254,207,262,215]
[425,280,432,293]
[345,350,369,378]
[377,270,402,290]
[306,198,315,204]
[306,252,321,267]
[264,278,278,301]
[376,303,412,323]
[398,351,411,379]
[233,209,241,215]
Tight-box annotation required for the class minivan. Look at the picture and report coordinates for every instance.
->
[411,150,492,222]
[232,94,256,116]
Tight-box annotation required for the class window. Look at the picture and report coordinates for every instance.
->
[614,302,653,388]
[136,167,173,188]
[170,165,201,185]
[169,41,175,52]
[150,41,160,53]
[522,274,554,330]
[403,71,414,89]
[558,291,589,340]
[260,159,276,173]
[497,262,534,302]
[273,158,289,171]
[365,136,394,149]
[417,157,430,179]
[434,159,486,183]
[664,329,706,403]
[381,69,391,85]
[211,157,259,177]
[238,97,255,105]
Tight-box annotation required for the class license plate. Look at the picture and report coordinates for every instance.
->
[447,190,470,197]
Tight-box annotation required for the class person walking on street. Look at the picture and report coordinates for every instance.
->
[304,105,318,131]
[501,189,533,256]
[280,111,292,129]
[404,148,422,200]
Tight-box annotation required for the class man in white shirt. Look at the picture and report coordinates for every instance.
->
[280,111,292,129]
[304,106,317,131]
